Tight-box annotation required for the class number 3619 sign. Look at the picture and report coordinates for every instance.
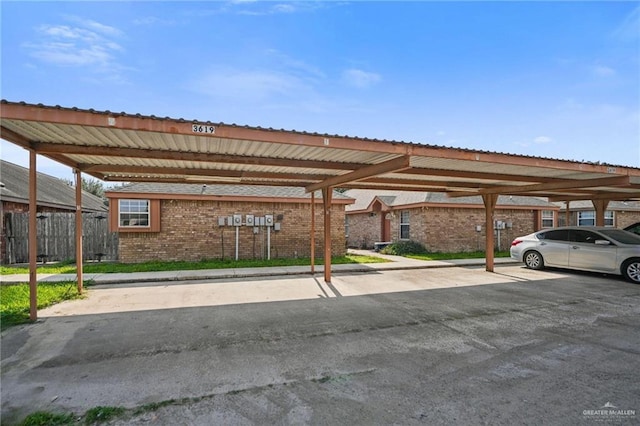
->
[192,124,215,134]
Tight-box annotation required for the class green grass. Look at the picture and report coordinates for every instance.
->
[0,281,84,330]
[406,250,510,261]
[21,411,75,425]
[1,254,387,275]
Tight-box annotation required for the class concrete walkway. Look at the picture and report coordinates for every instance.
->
[1,251,518,285]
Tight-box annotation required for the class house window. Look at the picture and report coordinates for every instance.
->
[119,199,150,227]
[541,210,554,228]
[345,215,349,237]
[400,211,410,239]
[577,210,614,227]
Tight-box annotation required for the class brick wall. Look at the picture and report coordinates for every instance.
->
[617,211,640,228]
[348,206,542,252]
[118,199,346,263]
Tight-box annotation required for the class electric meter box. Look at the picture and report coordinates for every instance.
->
[218,217,226,227]
[233,214,242,226]
[245,215,254,226]
[257,217,265,226]
[265,215,274,227]
[274,222,281,231]
[227,216,233,226]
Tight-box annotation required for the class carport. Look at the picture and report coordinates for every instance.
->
[1,100,639,320]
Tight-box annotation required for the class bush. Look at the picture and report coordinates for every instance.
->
[380,240,427,256]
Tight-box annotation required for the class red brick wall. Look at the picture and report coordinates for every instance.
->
[118,199,346,263]
[617,211,640,228]
[348,206,543,252]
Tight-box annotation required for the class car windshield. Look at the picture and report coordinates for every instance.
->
[598,229,640,245]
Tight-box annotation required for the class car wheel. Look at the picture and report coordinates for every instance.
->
[524,250,544,270]
[622,258,640,284]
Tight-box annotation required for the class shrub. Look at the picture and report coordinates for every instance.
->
[380,240,427,255]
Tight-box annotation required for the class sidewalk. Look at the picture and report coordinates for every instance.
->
[1,250,519,285]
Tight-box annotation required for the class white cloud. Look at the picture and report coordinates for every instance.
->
[591,65,616,77]
[534,136,552,144]
[342,69,382,89]
[189,68,311,101]
[24,17,127,80]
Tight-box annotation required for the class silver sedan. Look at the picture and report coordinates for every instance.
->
[510,226,640,283]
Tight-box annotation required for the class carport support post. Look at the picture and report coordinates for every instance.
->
[28,150,38,321]
[482,194,498,273]
[310,191,315,274]
[75,169,84,294]
[592,199,609,227]
[322,187,332,283]
[565,201,571,226]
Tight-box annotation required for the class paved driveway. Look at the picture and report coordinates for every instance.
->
[2,265,639,425]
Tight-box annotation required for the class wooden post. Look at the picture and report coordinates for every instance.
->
[310,191,315,274]
[322,187,332,283]
[565,201,570,226]
[482,194,498,272]
[592,199,609,227]
[29,150,38,321]
[75,169,84,293]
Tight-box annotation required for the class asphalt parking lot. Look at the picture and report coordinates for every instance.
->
[2,265,639,425]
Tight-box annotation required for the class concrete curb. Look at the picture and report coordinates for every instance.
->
[1,258,521,285]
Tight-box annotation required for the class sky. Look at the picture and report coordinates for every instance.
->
[1,1,639,182]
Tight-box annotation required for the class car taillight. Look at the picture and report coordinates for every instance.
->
[511,240,523,247]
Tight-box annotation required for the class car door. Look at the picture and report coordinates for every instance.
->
[537,229,570,267]
[568,229,617,272]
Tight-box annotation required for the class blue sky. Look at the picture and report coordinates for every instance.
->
[1,1,639,181]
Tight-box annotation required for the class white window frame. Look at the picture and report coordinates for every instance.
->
[400,210,410,240]
[541,210,554,228]
[119,199,151,228]
[577,210,614,227]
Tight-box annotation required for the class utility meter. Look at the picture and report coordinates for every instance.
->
[233,214,242,226]
[245,215,254,226]
[265,215,274,226]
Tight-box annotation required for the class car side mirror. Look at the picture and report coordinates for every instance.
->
[594,240,611,245]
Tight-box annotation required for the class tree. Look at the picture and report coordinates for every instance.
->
[62,176,106,199]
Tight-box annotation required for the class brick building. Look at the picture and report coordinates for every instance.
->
[554,200,640,228]
[344,189,559,252]
[106,183,353,263]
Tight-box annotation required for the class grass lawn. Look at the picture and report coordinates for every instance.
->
[0,281,84,330]
[0,254,388,276]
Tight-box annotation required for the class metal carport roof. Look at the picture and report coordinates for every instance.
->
[2,100,639,320]
[1,100,638,202]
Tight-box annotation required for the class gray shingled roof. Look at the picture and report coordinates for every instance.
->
[553,200,640,211]
[107,182,353,201]
[345,189,556,212]
[0,160,107,212]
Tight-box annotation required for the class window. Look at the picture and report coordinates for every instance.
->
[605,211,614,227]
[578,211,594,226]
[119,199,150,227]
[541,210,554,228]
[344,215,349,237]
[400,211,410,239]
[578,211,614,227]
[570,230,600,244]
[538,229,569,241]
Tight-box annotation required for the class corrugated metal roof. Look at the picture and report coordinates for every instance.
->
[1,100,639,203]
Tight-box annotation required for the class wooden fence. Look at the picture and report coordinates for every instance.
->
[3,212,118,264]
